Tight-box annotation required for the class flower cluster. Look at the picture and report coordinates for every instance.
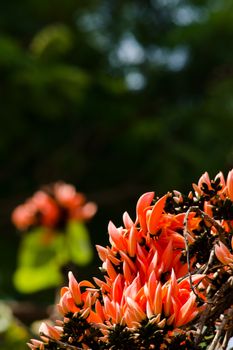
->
[12,182,97,231]
[28,171,233,350]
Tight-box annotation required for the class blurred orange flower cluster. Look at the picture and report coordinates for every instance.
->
[29,170,233,350]
[12,182,97,231]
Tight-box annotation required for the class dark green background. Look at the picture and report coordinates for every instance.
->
[1,0,233,300]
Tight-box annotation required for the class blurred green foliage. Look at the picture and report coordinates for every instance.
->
[0,302,29,350]
[1,0,233,299]
[14,223,93,293]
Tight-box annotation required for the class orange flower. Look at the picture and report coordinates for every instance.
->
[215,239,233,266]
[27,339,45,350]
[39,323,61,342]
[32,191,60,228]
[193,171,226,198]
[31,181,227,349]
[227,169,233,201]
[12,202,37,230]
[12,182,97,231]
[192,171,211,196]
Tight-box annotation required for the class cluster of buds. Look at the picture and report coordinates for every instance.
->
[12,182,97,231]
[28,171,233,350]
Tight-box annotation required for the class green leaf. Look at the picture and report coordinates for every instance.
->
[30,24,74,58]
[17,228,68,266]
[66,221,93,265]
[13,262,63,293]
[13,228,66,293]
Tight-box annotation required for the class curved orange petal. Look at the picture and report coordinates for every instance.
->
[215,241,233,265]
[108,221,126,251]
[68,271,82,305]
[136,192,154,232]
[175,293,196,327]
[123,211,134,229]
[154,282,162,315]
[148,194,167,234]
[227,169,233,201]
[128,226,137,257]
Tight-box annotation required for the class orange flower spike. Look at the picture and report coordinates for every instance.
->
[119,250,137,273]
[198,172,211,190]
[170,269,178,296]
[173,190,183,204]
[178,274,205,290]
[78,202,97,221]
[58,290,79,315]
[204,201,213,218]
[68,271,82,306]
[148,194,167,234]
[124,309,134,328]
[182,309,199,326]
[166,314,175,326]
[32,191,59,228]
[79,280,95,289]
[106,258,118,280]
[123,260,133,283]
[128,226,137,258]
[95,299,106,323]
[192,183,202,196]
[106,248,121,265]
[227,169,233,201]
[215,171,226,190]
[60,286,69,297]
[96,245,108,262]
[168,231,185,249]
[81,306,90,320]
[124,274,141,300]
[126,297,146,322]
[154,282,162,315]
[146,299,153,319]
[185,213,201,233]
[137,254,147,278]
[54,183,78,208]
[148,250,158,276]
[173,212,186,227]
[147,270,158,300]
[123,211,134,229]
[114,302,124,324]
[62,293,79,313]
[82,291,93,309]
[215,241,233,265]
[103,296,117,320]
[39,322,61,341]
[175,257,196,279]
[112,274,123,303]
[135,285,146,305]
[57,292,70,315]
[136,192,155,233]
[85,309,102,324]
[108,221,127,251]
[175,292,197,327]
[136,243,147,265]
[171,296,180,324]
[161,240,173,272]
[93,277,111,293]
[27,339,45,350]
[192,172,210,197]
[12,203,37,231]
[163,284,172,317]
